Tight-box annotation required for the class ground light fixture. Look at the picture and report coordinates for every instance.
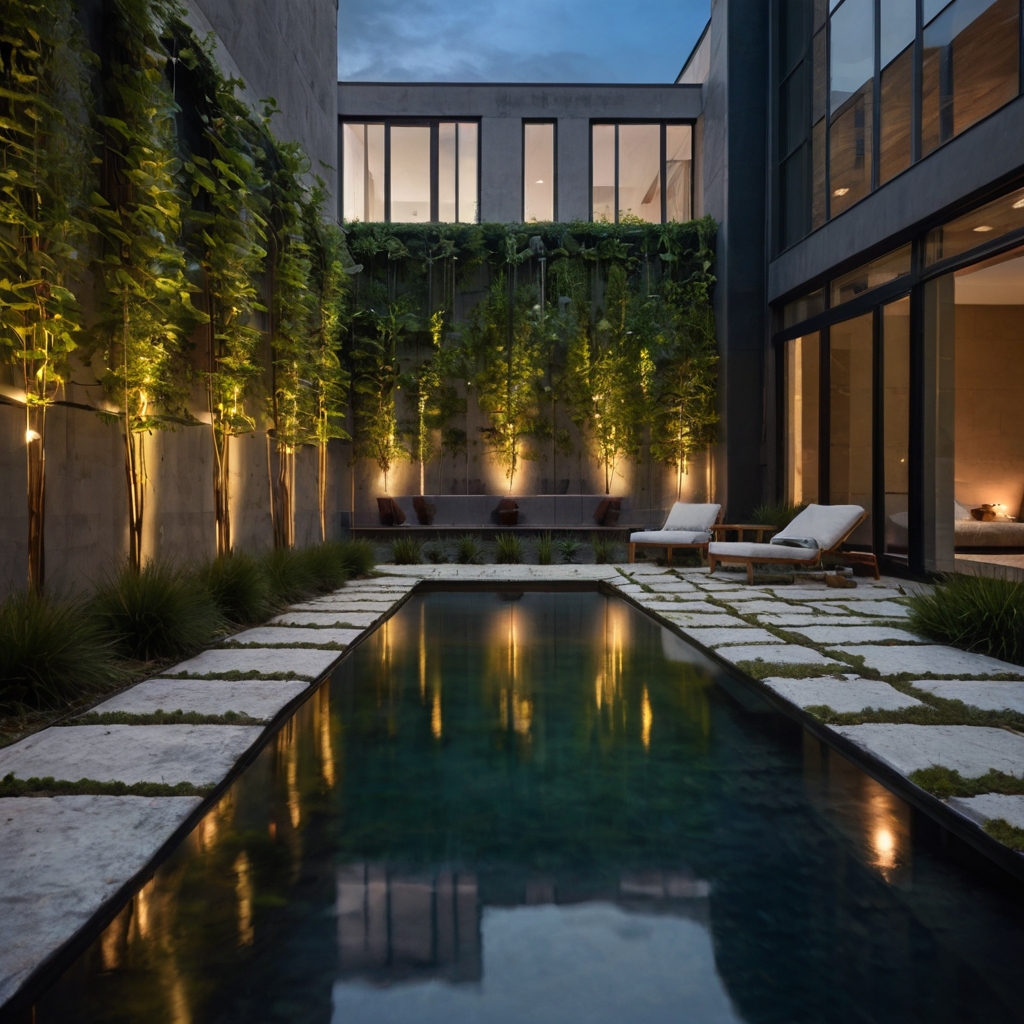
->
[833,187,849,196]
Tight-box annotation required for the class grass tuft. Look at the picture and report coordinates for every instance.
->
[424,544,450,564]
[591,533,619,564]
[296,540,374,593]
[91,561,224,663]
[984,818,1024,851]
[391,536,422,565]
[735,661,842,680]
[0,772,211,798]
[558,534,581,564]
[69,709,264,726]
[495,533,525,564]
[260,547,319,606]
[456,534,483,565]
[197,552,272,624]
[907,574,1024,666]
[0,591,117,712]
[909,765,1024,798]
[536,532,554,565]
[750,502,808,531]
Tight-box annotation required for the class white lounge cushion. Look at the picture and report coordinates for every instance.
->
[662,502,721,531]
[708,541,820,562]
[954,500,973,521]
[773,503,864,550]
[631,530,711,545]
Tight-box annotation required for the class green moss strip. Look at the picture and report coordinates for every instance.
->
[803,703,1024,730]
[983,818,1024,851]
[909,766,1024,798]
[734,661,842,680]
[64,710,264,726]
[0,772,213,798]
[219,641,347,650]
[162,670,308,681]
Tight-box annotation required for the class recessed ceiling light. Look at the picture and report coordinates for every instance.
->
[973,224,994,232]
[833,187,849,197]
[1014,198,1024,209]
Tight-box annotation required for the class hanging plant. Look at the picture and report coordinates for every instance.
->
[0,0,96,590]
[90,0,207,571]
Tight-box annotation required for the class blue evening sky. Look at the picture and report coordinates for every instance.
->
[338,0,711,84]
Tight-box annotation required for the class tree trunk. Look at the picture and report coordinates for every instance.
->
[318,439,328,543]
[26,405,46,592]
[273,445,294,549]
[213,428,231,557]
[123,425,146,572]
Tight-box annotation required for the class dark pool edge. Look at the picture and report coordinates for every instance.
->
[0,579,421,1022]
[605,585,1024,887]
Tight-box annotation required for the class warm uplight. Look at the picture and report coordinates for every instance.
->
[234,851,255,946]
[833,187,850,197]
[873,826,896,869]
[641,687,652,750]
[24,428,40,443]
[973,224,994,232]
[1014,198,1024,209]
[432,687,443,738]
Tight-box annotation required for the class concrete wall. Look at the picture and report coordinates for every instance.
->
[337,83,703,223]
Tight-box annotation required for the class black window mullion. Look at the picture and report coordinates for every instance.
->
[455,123,461,224]
[872,0,881,192]
[908,274,925,573]
[430,123,439,223]
[384,121,392,223]
[819,326,831,504]
[912,0,923,164]
[872,305,886,555]
[614,124,620,225]
[660,122,667,224]
[825,7,832,222]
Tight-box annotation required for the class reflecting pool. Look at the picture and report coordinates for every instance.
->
[27,590,1024,1023]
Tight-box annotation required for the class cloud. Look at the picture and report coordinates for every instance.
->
[338,0,710,83]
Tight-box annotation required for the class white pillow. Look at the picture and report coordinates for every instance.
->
[953,500,973,521]
[662,502,721,531]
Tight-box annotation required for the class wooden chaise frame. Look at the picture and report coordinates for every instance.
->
[707,510,880,583]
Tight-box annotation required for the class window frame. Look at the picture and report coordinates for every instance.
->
[522,119,558,223]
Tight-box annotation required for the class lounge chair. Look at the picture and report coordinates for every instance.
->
[707,504,878,583]
[628,503,722,565]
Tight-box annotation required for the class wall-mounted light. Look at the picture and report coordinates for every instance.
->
[25,429,40,444]
[973,225,994,232]
[833,187,850,197]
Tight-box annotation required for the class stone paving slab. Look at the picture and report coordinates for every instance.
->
[949,794,1024,829]
[289,599,396,612]
[272,610,380,628]
[780,588,908,602]
[755,614,869,628]
[718,645,842,667]
[643,581,699,593]
[0,795,202,1006]
[682,627,784,648]
[166,648,340,680]
[622,564,672,575]
[658,613,743,628]
[611,583,645,594]
[0,725,263,786]
[835,600,912,618]
[834,724,1024,778]
[635,600,724,613]
[706,589,787,603]
[89,679,308,720]
[914,680,1024,714]
[714,599,800,615]
[224,626,360,647]
[790,625,923,645]
[761,677,924,713]
[828,645,1024,678]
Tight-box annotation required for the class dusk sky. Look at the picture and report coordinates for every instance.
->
[338,0,711,84]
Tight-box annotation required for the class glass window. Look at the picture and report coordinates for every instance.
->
[829,0,875,215]
[925,184,1024,263]
[783,288,825,328]
[784,333,821,505]
[921,0,1019,157]
[342,123,385,223]
[883,298,911,558]
[618,124,662,223]
[438,122,457,224]
[880,0,916,67]
[830,313,875,546]
[390,126,431,222]
[457,122,478,224]
[665,125,692,222]
[879,46,914,184]
[592,124,615,223]
[524,123,555,222]
[831,244,912,306]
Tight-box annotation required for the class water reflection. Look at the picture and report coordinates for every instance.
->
[29,591,1024,1024]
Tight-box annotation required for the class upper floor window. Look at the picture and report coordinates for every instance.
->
[524,122,555,222]
[591,123,693,224]
[341,120,479,224]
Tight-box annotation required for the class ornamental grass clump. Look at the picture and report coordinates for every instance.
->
[0,591,116,712]
[495,533,525,564]
[591,533,619,564]
[91,561,224,663]
[750,502,808,531]
[261,547,319,606]
[391,537,422,565]
[456,534,482,565]
[558,535,581,564]
[197,552,272,625]
[536,532,554,565]
[907,574,1024,666]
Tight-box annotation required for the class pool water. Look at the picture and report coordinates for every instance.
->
[28,590,1024,1023]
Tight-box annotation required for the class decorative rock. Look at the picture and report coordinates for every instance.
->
[790,625,923,645]
[0,795,202,1006]
[89,679,308,720]
[272,610,380,628]
[949,794,1024,830]
[225,626,360,647]
[165,647,340,680]
[913,680,1024,714]
[760,677,924,713]
[834,724,1024,778]
[681,627,784,648]
[827,645,1024,679]
[0,725,263,787]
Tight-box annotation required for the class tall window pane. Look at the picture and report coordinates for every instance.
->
[883,299,911,558]
[879,46,913,184]
[785,333,820,505]
[390,126,431,222]
[921,0,1020,157]
[830,313,875,546]
[458,122,478,223]
[342,123,384,223]
[524,123,555,222]
[438,123,457,224]
[829,0,875,215]
[592,124,615,222]
[618,124,661,223]
[880,0,916,67]
[665,125,692,222]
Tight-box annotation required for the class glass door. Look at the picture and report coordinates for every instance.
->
[882,298,911,559]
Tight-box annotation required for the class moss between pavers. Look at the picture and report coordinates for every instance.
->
[218,642,347,650]
[909,766,1024,798]
[984,818,1024,851]
[803,702,1024,730]
[64,710,265,727]
[733,661,843,680]
[0,771,213,798]
[162,670,306,681]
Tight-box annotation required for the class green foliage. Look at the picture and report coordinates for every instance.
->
[751,502,808,531]
[0,772,211,798]
[329,538,376,579]
[0,591,116,711]
[909,765,1024,799]
[984,818,1024,851]
[495,532,525,564]
[907,575,1024,666]
[197,552,272,625]
[296,539,372,592]
[456,534,483,565]
[591,533,619,564]
[424,544,450,564]
[260,546,319,605]
[91,559,225,663]
[391,536,422,565]
[73,709,262,725]
[558,535,581,564]
[536,532,554,565]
